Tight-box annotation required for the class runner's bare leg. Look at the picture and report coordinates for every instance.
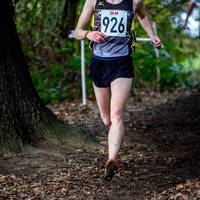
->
[109,78,132,160]
[93,84,111,127]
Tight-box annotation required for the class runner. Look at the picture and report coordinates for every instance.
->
[74,0,161,181]
[184,0,200,28]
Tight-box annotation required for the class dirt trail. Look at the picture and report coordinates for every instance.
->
[0,90,200,199]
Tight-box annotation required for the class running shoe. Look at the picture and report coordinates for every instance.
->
[104,159,120,181]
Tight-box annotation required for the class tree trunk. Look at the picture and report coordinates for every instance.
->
[60,0,79,38]
[0,0,89,152]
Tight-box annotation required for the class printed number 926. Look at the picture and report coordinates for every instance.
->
[103,17,125,33]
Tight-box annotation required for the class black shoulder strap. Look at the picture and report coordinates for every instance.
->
[127,0,133,11]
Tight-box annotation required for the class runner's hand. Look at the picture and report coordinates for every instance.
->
[87,31,107,43]
[150,36,161,49]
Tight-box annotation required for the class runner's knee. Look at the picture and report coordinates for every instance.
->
[101,115,111,127]
[111,105,123,124]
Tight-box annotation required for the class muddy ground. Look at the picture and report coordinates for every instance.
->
[0,89,200,200]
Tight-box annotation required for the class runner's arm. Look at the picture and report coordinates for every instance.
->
[135,0,161,48]
[74,0,94,40]
[74,0,106,42]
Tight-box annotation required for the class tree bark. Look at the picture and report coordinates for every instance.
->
[0,0,73,152]
[60,0,79,38]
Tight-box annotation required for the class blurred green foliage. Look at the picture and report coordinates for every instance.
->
[14,0,200,103]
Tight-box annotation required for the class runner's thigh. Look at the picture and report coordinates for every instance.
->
[93,83,111,118]
[110,78,132,116]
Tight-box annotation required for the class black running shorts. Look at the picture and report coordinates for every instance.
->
[89,56,134,88]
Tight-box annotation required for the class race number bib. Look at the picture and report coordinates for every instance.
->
[101,10,128,37]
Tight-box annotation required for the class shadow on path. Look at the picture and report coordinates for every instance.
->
[102,91,200,199]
